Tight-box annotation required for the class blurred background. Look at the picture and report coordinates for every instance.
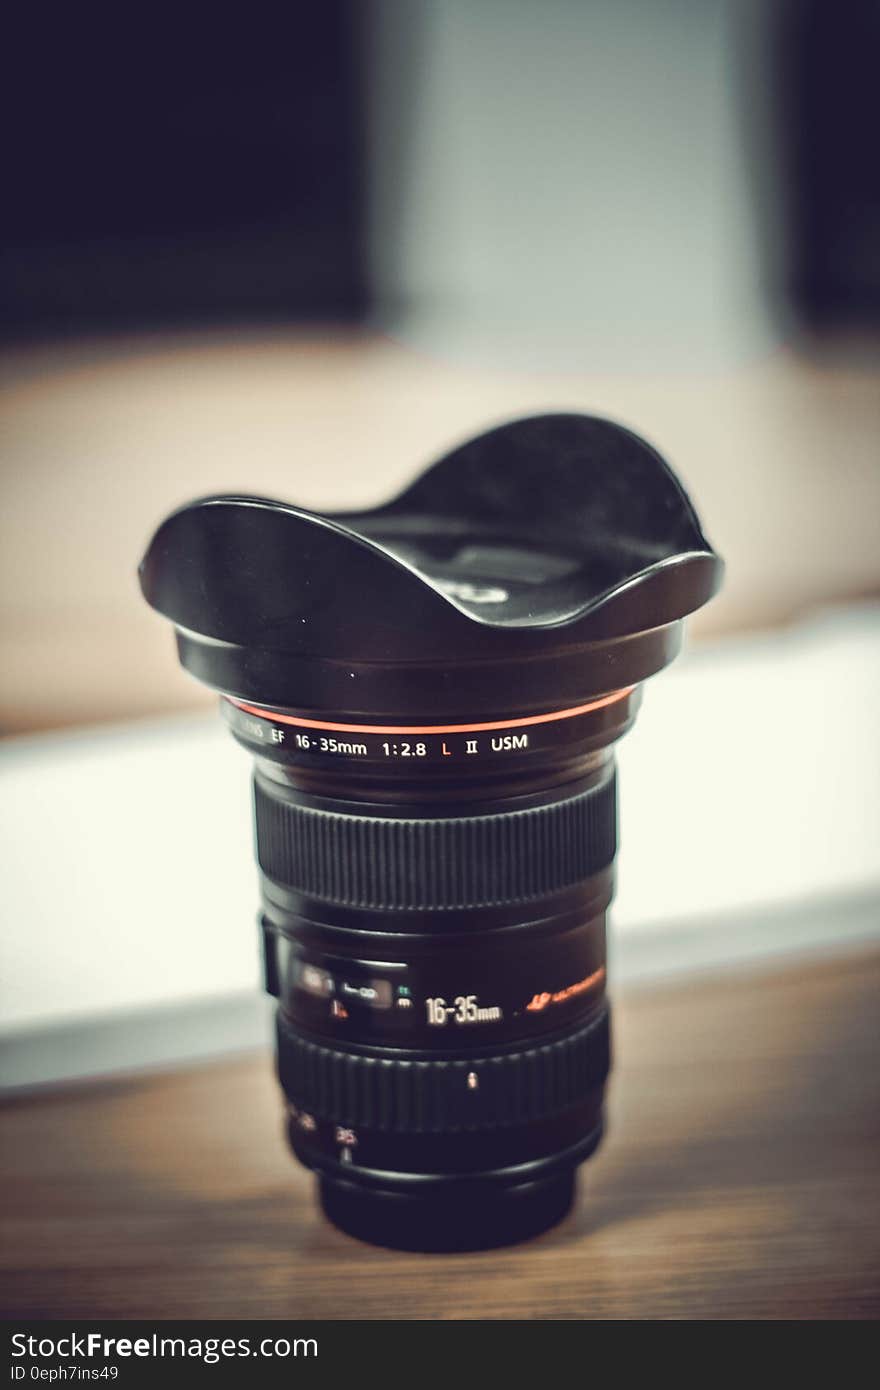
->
[2,0,879,1081]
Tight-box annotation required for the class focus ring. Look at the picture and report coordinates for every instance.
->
[277,1008,610,1134]
[255,771,616,910]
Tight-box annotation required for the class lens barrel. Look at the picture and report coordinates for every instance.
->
[225,686,635,1249]
[140,413,723,1250]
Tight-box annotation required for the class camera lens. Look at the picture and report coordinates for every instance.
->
[140,413,722,1250]
[238,691,622,1251]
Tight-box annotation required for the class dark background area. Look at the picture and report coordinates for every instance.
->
[775,0,880,332]
[2,1,879,340]
[0,5,367,336]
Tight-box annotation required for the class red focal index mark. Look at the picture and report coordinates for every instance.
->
[229,688,633,738]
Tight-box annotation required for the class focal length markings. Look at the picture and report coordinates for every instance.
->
[224,691,636,766]
[426,994,503,1026]
[294,733,367,756]
[231,711,531,762]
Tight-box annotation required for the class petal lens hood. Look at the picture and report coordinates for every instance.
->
[140,413,723,718]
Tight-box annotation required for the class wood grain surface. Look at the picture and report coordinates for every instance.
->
[2,949,879,1320]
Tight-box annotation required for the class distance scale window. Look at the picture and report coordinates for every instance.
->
[291,957,505,1028]
[293,957,414,1020]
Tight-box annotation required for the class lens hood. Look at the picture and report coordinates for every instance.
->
[140,413,722,718]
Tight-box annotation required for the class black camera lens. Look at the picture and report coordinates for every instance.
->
[140,413,722,1251]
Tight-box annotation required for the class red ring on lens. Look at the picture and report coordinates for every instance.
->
[227,687,634,737]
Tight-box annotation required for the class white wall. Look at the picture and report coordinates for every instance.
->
[367,0,769,366]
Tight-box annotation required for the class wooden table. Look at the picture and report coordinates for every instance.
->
[3,949,878,1320]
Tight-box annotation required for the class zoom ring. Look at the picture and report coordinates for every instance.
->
[255,771,616,910]
[277,1008,610,1134]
